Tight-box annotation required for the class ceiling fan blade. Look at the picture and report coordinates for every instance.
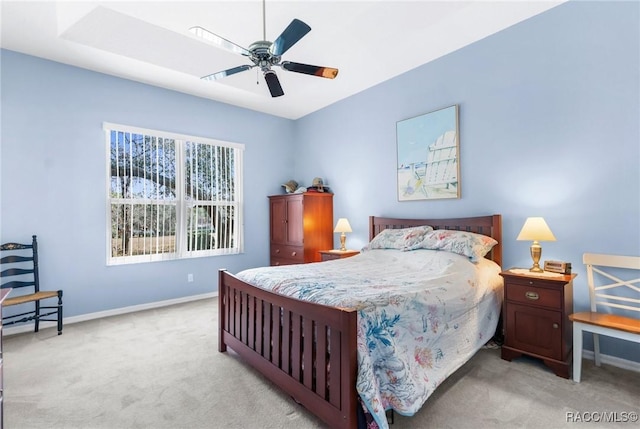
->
[270,19,311,56]
[189,26,251,57]
[281,61,339,79]
[263,70,284,97]
[202,65,254,81]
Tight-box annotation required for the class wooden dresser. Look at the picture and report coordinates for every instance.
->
[269,193,333,266]
[500,269,576,378]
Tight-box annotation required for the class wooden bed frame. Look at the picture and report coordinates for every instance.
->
[218,214,502,429]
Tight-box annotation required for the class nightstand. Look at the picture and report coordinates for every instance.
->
[500,268,576,379]
[319,250,360,261]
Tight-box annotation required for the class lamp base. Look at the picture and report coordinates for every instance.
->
[339,233,347,251]
[529,241,543,272]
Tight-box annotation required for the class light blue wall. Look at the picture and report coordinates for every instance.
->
[1,1,638,362]
[294,1,639,361]
[1,50,293,314]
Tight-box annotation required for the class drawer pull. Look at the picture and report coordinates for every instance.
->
[275,249,280,254]
[291,251,297,256]
[525,291,539,300]
[553,323,559,329]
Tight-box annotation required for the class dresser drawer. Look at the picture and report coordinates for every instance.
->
[270,244,304,262]
[271,257,304,267]
[506,282,561,309]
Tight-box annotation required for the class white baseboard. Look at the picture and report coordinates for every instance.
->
[3,292,218,336]
[580,349,640,373]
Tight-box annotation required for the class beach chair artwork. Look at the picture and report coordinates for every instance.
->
[396,105,460,201]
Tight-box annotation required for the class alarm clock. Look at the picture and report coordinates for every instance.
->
[544,260,572,274]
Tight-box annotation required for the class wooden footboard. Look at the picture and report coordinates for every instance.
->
[218,269,359,429]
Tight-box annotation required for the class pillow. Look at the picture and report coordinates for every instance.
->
[420,229,498,262]
[363,225,433,251]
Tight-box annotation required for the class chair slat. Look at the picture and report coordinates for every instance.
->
[1,280,36,289]
[0,255,34,264]
[1,267,35,278]
[583,253,640,270]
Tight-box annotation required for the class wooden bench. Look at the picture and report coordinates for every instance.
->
[569,253,640,382]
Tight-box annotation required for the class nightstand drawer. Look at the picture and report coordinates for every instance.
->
[319,250,360,261]
[506,282,562,309]
[321,252,341,261]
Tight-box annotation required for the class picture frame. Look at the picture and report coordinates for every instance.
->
[396,104,460,201]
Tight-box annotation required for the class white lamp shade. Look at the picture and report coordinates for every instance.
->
[516,217,556,241]
[334,218,352,233]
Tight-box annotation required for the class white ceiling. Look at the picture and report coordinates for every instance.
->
[1,1,566,119]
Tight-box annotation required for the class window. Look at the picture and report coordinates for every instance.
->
[104,123,243,265]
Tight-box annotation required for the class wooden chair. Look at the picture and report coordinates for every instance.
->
[0,235,63,335]
[569,253,640,382]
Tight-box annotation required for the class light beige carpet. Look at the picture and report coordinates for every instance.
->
[3,298,639,429]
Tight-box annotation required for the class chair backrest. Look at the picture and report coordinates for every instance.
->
[583,253,640,314]
[0,235,41,293]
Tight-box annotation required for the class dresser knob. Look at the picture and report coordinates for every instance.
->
[275,249,280,254]
[529,281,534,285]
[291,251,297,256]
[553,323,559,329]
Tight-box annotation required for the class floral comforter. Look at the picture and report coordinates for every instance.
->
[235,249,503,429]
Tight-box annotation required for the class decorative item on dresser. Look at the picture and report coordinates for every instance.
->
[269,193,333,265]
[500,268,576,378]
[319,249,359,261]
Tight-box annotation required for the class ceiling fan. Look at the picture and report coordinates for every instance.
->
[189,0,338,97]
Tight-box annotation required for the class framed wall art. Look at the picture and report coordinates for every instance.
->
[396,104,460,201]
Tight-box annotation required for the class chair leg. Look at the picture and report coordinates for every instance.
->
[593,333,601,367]
[57,291,63,335]
[34,300,41,332]
[573,323,583,382]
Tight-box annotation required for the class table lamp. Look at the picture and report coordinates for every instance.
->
[334,218,352,251]
[516,217,556,272]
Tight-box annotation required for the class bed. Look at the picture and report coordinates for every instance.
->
[218,214,502,429]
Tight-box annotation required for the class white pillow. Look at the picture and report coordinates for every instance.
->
[420,229,498,262]
[363,225,434,251]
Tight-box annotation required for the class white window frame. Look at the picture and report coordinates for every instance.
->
[104,122,244,265]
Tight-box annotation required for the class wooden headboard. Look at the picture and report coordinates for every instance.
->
[369,215,503,268]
